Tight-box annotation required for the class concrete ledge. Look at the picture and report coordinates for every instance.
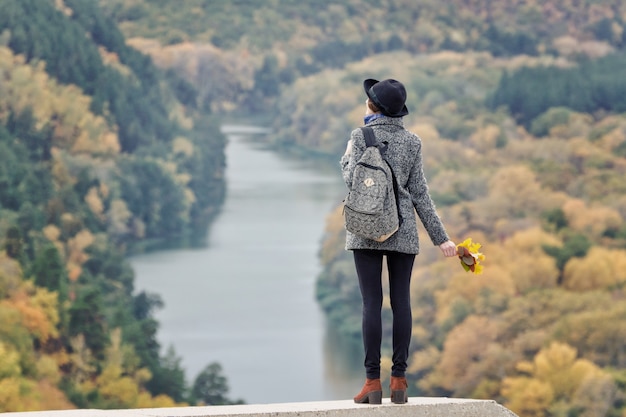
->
[3,398,518,417]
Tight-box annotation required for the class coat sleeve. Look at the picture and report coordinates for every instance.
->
[406,138,449,246]
[340,129,366,189]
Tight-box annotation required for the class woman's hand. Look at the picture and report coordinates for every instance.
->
[439,240,457,257]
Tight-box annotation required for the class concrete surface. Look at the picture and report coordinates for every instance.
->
[2,397,518,417]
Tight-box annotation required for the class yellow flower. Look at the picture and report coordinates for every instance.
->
[456,238,485,274]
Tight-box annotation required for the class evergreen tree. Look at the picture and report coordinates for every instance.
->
[31,242,68,302]
[68,286,109,360]
[191,362,243,405]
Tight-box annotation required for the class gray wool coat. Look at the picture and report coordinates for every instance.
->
[340,116,449,254]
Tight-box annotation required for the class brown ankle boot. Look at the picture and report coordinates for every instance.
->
[390,376,408,404]
[353,378,382,404]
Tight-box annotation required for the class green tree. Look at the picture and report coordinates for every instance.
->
[3,226,23,261]
[254,55,281,97]
[30,242,68,303]
[146,346,187,403]
[543,233,591,280]
[68,287,109,361]
[191,362,243,406]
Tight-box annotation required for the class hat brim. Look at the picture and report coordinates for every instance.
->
[363,78,379,99]
[363,78,409,118]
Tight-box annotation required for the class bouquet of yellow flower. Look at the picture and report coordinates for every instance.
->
[456,238,485,274]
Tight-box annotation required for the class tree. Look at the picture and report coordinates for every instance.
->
[501,342,615,417]
[190,362,243,406]
[68,287,109,360]
[543,233,591,280]
[145,346,187,404]
[3,226,23,261]
[30,242,68,303]
[562,247,626,291]
[253,55,281,97]
[429,315,501,397]
[497,228,560,294]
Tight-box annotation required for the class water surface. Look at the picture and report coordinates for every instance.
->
[130,125,363,404]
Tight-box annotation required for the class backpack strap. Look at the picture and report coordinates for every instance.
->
[359,127,403,227]
[362,126,388,154]
[362,126,377,148]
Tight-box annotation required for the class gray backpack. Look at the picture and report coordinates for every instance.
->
[344,127,400,242]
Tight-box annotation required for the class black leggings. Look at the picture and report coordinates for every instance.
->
[353,249,416,379]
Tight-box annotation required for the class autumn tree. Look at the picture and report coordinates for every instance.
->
[562,247,626,291]
[501,342,616,417]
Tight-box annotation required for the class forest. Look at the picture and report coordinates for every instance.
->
[3,0,626,415]
[0,0,235,410]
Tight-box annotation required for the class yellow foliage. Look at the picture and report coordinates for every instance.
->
[67,263,82,282]
[173,136,195,157]
[501,377,554,417]
[436,265,514,324]
[107,199,133,237]
[28,285,60,340]
[572,372,616,417]
[97,365,139,407]
[433,316,499,392]
[50,152,73,188]
[67,229,95,266]
[85,187,105,219]
[411,122,441,142]
[33,380,76,411]
[503,227,562,252]
[468,124,501,153]
[549,113,593,140]
[320,204,347,264]
[36,355,61,384]
[3,282,59,342]
[496,228,561,293]
[455,238,485,274]
[0,253,22,298]
[68,335,96,385]
[485,165,552,218]
[598,125,626,153]
[562,247,626,291]
[408,345,441,375]
[502,342,610,417]
[0,343,21,379]
[128,39,254,112]
[0,377,27,412]
[136,392,179,408]
[471,378,501,400]
[42,225,61,242]
[562,199,622,239]
[0,46,119,156]
[533,343,595,398]
[134,367,152,386]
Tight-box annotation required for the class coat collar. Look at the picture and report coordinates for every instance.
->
[365,115,404,128]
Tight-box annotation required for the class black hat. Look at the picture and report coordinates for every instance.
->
[364,78,409,118]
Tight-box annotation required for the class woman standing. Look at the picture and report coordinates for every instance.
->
[341,78,457,404]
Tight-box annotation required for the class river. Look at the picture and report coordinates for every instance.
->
[129,125,363,404]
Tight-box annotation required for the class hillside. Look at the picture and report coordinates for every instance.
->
[3,0,626,414]
[0,0,229,410]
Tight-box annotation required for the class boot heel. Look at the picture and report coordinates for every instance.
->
[391,389,407,404]
[354,378,383,404]
[354,389,382,404]
[367,390,382,404]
